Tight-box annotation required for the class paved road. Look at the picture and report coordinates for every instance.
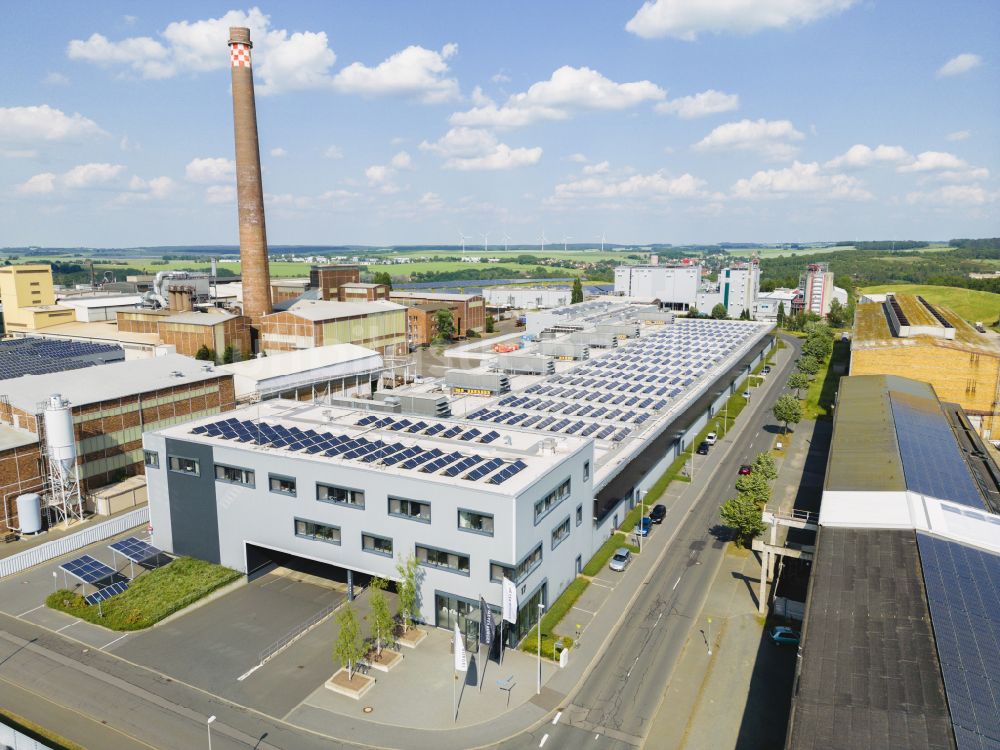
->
[0,336,800,750]
[497,335,801,750]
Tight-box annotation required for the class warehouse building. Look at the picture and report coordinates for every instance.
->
[851,293,1000,437]
[257,300,407,358]
[144,400,593,647]
[389,291,485,336]
[484,286,572,311]
[786,374,1000,750]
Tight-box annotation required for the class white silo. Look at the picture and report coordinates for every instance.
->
[44,395,76,479]
[15,492,42,534]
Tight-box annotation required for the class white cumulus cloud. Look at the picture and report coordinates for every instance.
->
[554,171,709,200]
[324,145,344,159]
[450,66,665,129]
[946,130,971,142]
[270,147,287,157]
[62,162,126,188]
[185,157,235,183]
[205,185,236,204]
[906,185,997,207]
[824,144,911,169]
[0,105,104,142]
[936,53,982,78]
[626,0,858,40]
[732,161,871,200]
[390,151,413,169]
[897,151,968,173]
[582,161,610,175]
[694,118,804,160]
[332,44,459,103]
[656,89,739,118]
[420,127,542,171]
[16,173,57,195]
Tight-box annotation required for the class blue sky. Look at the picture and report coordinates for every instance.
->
[1,1,997,247]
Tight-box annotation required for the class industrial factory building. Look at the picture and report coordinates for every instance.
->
[0,354,236,534]
[612,259,761,319]
[785,375,1000,750]
[389,291,486,336]
[257,300,407,357]
[484,286,572,311]
[851,293,1000,437]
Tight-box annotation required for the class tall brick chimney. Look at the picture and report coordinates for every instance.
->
[228,27,272,320]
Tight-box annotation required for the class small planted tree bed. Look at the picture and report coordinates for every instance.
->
[326,668,375,699]
[365,649,403,672]
[397,626,427,648]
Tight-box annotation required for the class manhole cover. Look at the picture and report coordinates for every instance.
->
[363,706,374,713]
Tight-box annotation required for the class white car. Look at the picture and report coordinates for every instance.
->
[742,390,751,398]
[609,548,632,572]
[704,432,717,445]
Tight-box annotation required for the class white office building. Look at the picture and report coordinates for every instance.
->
[754,289,798,322]
[613,264,702,310]
[696,261,760,319]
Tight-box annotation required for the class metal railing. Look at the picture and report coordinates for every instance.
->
[0,506,149,579]
[256,602,337,667]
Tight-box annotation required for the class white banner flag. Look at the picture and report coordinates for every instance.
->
[502,577,518,624]
[454,623,468,672]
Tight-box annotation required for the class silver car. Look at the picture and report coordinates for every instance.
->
[609,548,632,572]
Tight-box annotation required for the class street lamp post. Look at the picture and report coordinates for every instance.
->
[206,715,216,750]
[536,602,545,695]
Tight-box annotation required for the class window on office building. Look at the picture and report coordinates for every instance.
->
[294,519,340,545]
[362,533,393,557]
[269,475,296,496]
[317,483,364,508]
[143,450,159,469]
[534,478,571,523]
[576,504,583,527]
[515,543,543,582]
[416,544,470,575]
[458,509,494,536]
[490,562,514,583]
[168,455,199,476]
[215,464,254,487]
[583,461,590,482]
[551,516,571,550]
[388,497,431,523]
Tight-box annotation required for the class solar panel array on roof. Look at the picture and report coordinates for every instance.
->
[890,392,985,509]
[0,337,124,381]
[60,555,116,585]
[465,319,760,440]
[84,580,129,606]
[917,533,1000,749]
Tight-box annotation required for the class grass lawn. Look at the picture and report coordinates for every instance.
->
[520,576,590,660]
[802,340,850,420]
[859,284,999,327]
[47,557,240,631]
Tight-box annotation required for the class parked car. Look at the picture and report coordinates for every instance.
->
[696,441,710,455]
[769,626,801,646]
[762,365,772,375]
[742,390,752,398]
[704,432,718,445]
[738,464,753,475]
[609,548,632,572]
[634,517,652,537]
[649,504,667,524]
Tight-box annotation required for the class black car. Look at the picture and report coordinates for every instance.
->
[696,441,710,455]
[762,365,772,374]
[649,504,667,524]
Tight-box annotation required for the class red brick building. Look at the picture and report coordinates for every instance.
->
[389,292,485,336]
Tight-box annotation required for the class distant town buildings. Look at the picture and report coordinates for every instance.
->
[388,291,485,337]
[800,262,835,317]
[612,259,761,319]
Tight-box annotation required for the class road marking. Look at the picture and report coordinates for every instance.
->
[237,664,262,682]
[570,605,596,615]
[553,711,562,724]
[55,621,78,632]
[595,734,600,740]
[101,633,129,650]
[540,733,549,747]
[17,605,43,617]
[625,652,641,679]
[672,576,681,591]
[589,580,613,589]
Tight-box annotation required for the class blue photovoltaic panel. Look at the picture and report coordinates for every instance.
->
[442,426,463,439]
[400,448,443,470]
[424,423,446,436]
[479,431,500,444]
[443,455,482,477]
[84,581,129,605]
[60,555,116,585]
[465,458,504,481]
[422,451,463,473]
[890,392,985,509]
[407,421,428,433]
[917,533,1000,749]
[383,446,422,466]
[459,428,482,442]
[109,537,162,563]
[489,459,528,485]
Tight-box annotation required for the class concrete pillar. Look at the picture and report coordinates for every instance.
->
[347,569,354,601]
[758,549,769,616]
[228,27,272,320]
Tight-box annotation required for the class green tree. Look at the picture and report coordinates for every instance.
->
[776,301,786,328]
[571,277,584,304]
[710,303,729,320]
[484,314,495,333]
[194,344,212,361]
[372,271,393,290]
[720,495,765,548]
[796,355,821,375]
[802,335,833,361]
[368,577,396,659]
[334,604,365,680]
[752,451,778,481]
[434,308,456,341]
[788,371,811,397]
[395,554,419,632]
[773,393,803,435]
[222,345,239,364]
[687,306,699,318]
[735,471,771,506]
[826,298,846,328]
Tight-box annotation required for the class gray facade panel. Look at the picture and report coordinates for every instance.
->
[165,438,221,563]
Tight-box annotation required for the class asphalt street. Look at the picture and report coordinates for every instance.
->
[498,335,801,750]
[0,336,801,750]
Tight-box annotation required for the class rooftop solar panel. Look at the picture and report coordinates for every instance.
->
[444,455,483,477]
[459,428,482,441]
[488,459,527,485]
[60,555,116,585]
[580,423,600,437]
[400,448,443,470]
[382,446,422,466]
[596,426,615,439]
[388,419,412,431]
[407,421,428,433]
[424,423,446,436]
[479,430,501,444]
[84,581,129,606]
[422,451,464,473]
[536,417,555,430]
[442,426,463,439]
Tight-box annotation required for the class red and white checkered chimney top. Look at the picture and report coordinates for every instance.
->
[228,27,253,68]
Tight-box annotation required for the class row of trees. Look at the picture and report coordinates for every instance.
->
[720,452,778,547]
[334,555,420,681]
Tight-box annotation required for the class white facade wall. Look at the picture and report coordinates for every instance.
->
[613,266,701,308]
[484,287,572,310]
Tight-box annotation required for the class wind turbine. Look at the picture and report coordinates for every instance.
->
[503,232,511,253]
[601,233,606,252]
[563,234,573,252]
[458,231,470,253]
[482,232,489,253]
[539,231,547,254]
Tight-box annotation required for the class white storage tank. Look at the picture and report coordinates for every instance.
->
[16,493,42,534]
[43,394,76,479]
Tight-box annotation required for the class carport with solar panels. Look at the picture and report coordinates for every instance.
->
[191,414,529,486]
[57,535,171,611]
[466,319,759,446]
